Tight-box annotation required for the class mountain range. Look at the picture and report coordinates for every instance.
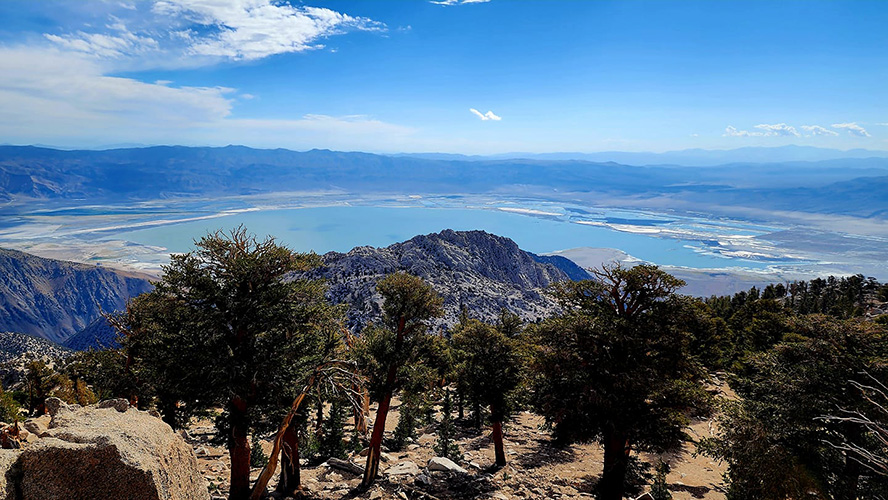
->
[3,145,888,219]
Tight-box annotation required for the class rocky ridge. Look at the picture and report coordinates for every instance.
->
[0,248,154,343]
[310,230,590,331]
[0,331,70,364]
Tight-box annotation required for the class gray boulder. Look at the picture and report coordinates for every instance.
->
[1,402,208,500]
[427,456,468,474]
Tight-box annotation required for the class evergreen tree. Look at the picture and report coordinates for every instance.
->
[650,460,672,500]
[353,272,443,488]
[532,264,709,500]
[452,318,524,466]
[117,227,342,500]
[700,315,888,500]
[433,388,461,461]
[319,398,348,460]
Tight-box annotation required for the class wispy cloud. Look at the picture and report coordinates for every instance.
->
[152,0,385,60]
[470,108,501,121]
[41,1,386,65]
[801,125,839,137]
[832,122,871,137]
[431,0,491,5]
[724,123,799,137]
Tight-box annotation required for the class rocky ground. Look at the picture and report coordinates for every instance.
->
[188,386,728,500]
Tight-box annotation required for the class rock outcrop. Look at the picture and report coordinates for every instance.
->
[0,398,208,500]
[311,229,590,331]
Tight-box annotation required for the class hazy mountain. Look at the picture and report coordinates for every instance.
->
[310,229,591,331]
[0,248,154,343]
[3,145,887,216]
[399,145,888,166]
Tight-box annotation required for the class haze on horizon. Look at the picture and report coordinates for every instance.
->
[0,0,886,155]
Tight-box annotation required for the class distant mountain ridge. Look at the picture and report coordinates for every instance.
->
[396,145,888,166]
[3,145,887,219]
[311,229,591,331]
[0,248,154,343]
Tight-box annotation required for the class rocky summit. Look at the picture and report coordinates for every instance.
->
[311,229,590,331]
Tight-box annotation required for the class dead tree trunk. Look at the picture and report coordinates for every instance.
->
[275,420,301,496]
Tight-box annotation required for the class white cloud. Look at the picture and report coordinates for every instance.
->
[41,1,385,64]
[470,108,502,121]
[754,123,800,137]
[151,0,385,60]
[832,122,871,137]
[44,30,159,59]
[431,0,491,5]
[724,123,799,137]
[0,46,413,151]
[801,125,839,137]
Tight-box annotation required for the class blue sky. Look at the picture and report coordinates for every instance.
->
[0,0,885,153]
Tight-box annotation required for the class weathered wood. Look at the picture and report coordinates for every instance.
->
[327,457,364,476]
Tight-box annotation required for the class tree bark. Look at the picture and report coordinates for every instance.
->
[362,316,408,488]
[276,420,301,496]
[598,431,630,500]
[229,399,252,500]
[361,389,393,488]
[492,419,506,467]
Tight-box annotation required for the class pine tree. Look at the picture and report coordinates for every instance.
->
[433,388,461,461]
[319,399,348,460]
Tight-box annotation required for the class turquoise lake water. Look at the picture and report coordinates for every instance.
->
[109,206,773,270]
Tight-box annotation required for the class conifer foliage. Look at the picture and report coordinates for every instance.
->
[116,227,342,500]
[353,272,443,488]
[531,264,709,500]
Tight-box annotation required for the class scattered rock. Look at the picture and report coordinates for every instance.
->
[44,396,67,416]
[428,456,468,474]
[384,461,421,476]
[23,414,51,436]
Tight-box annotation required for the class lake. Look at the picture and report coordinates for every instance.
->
[109,206,778,270]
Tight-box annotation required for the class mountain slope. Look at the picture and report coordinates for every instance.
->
[311,229,590,331]
[0,248,153,343]
[63,316,120,351]
[0,331,70,363]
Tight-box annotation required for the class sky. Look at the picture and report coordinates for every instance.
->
[0,0,886,154]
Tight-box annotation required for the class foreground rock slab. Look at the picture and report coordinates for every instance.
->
[2,398,209,500]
